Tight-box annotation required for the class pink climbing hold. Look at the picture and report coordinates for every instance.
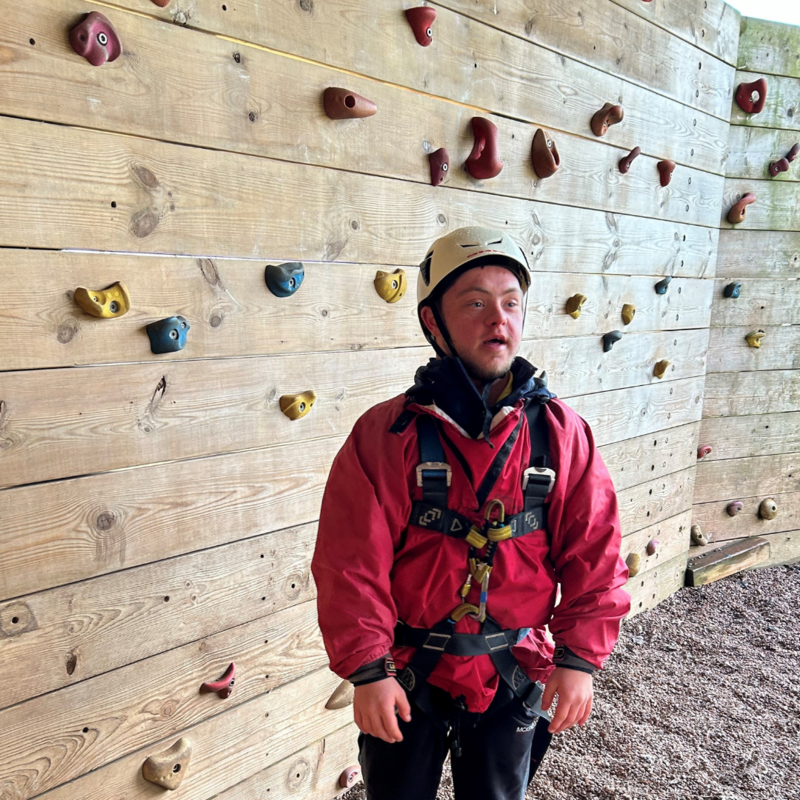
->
[405,7,436,47]
[646,540,658,556]
[429,148,449,187]
[466,117,503,180]
[726,501,744,516]
[697,445,712,460]
[69,12,122,67]
[735,78,767,114]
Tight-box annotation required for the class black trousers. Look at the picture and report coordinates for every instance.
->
[358,681,541,800]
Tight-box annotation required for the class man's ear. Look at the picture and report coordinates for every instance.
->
[420,305,441,339]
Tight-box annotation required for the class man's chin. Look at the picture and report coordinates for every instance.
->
[461,353,515,383]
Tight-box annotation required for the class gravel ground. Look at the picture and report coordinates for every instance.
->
[342,564,800,800]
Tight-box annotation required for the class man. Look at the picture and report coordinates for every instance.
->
[312,226,630,800]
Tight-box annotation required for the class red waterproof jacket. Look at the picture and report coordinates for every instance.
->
[312,384,630,713]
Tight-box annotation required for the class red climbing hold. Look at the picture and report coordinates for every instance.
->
[726,501,744,516]
[591,103,624,137]
[405,7,436,47]
[69,12,122,67]
[466,117,502,180]
[429,148,449,186]
[727,193,756,225]
[769,157,789,177]
[150,0,171,6]
[200,662,236,698]
[657,160,676,187]
[787,143,800,163]
[323,88,377,120]
[531,128,560,179]
[618,146,641,174]
[339,765,361,789]
[697,445,712,460]
[735,78,767,114]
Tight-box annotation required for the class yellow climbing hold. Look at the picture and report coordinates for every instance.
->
[653,360,671,379]
[625,552,641,577]
[621,304,636,325]
[74,282,131,318]
[374,269,407,303]
[566,293,587,319]
[745,330,765,348]
[758,498,778,520]
[279,391,317,420]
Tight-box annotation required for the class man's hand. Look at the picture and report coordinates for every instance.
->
[353,678,412,743]
[541,667,593,734]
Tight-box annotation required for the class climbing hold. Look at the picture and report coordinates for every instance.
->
[150,0,171,5]
[602,330,622,352]
[374,269,407,303]
[787,143,800,162]
[265,262,304,297]
[142,738,192,790]
[325,679,355,710]
[466,117,503,180]
[727,193,756,225]
[735,78,767,115]
[690,525,708,546]
[646,540,658,556]
[618,146,641,174]
[657,160,676,187]
[566,294,587,319]
[323,88,377,120]
[654,276,672,295]
[339,765,361,790]
[653,360,670,379]
[621,304,636,325]
[405,7,436,47]
[146,316,190,354]
[723,282,741,298]
[531,128,560,179]
[199,662,236,699]
[697,445,712,459]
[758,498,778,520]
[745,329,765,348]
[625,552,641,577]
[279,391,316,421]
[74,282,131,318]
[769,157,790,177]
[428,148,449,186]
[590,103,624,137]
[69,12,122,67]
[726,501,744,516]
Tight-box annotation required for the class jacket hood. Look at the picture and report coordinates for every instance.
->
[405,356,556,442]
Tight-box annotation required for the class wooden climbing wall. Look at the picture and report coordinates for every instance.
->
[0,0,796,798]
[690,14,800,580]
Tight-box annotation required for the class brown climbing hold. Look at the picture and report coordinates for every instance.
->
[735,78,767,114]
[697,445,712,459]
[727,193,756,224]
[690,524,708,546]
[621,304,636,325]
[566,294,587,319]
[150,0,171,6]
[325,679,355,710]
[726,501,744,516]
[466,117,503,180]
[142,738,192,790]
[374,269,407,303]
[591,103,624,137]
[657,160,676,187]
[653,360,670,379]
[646,540,658,556]
[769,157,790,177]
[618,146,641,174]
[323,88,377,120]
[429,148,449,187]
[531,128,560,179]
[758,498,778,520]
[745,329,765,348]
[339,765,361,789]
[787,143,800,163]
[280,391,316,420]
[625,552,641,577]
[69,12,122,67]
[405,7,436,47]
[200,662,236,698]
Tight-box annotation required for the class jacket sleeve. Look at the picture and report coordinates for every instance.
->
[310,408,412,680]
[547,411,631,670]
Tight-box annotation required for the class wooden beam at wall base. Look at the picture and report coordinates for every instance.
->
[685,537,770,587]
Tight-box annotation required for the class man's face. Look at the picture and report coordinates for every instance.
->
[423,265,525,382]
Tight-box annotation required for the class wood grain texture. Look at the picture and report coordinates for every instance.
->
[694,451,800,503]
[738,16,800,79]
[617,466,695,537]
[730,71,800,131]
[0,115,719,269]
[699,413,800,460]
[721,177,800,231]
[709,278,800,327]
[685,537,770,586]
[0,522,318,709]
[716,230,800,279]
[692,490,800,542]
[703,370,800,417]
[0,0,725,223]
[706,325,800,372]
[626,551,688,618]
[725,124,800,181]
[0,601,327,800]
[621,509,693,578]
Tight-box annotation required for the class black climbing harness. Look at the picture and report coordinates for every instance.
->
[390,400,556,781]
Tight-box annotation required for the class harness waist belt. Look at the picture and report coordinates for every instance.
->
[394,620,523,656]
[409,500,545,539]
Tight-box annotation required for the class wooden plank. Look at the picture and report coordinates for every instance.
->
[621,509,693,579]
[0,601,328,800]
[738,17,800,79]
[617,467,696,538]
[35,668,352,800]
[0,115,719,271]
[685,537,770,586]
[721,177,800,231]
[692,490,800,541]
[716,230,800,279]
[694,452,800,503]
[435,0,735,120]
[689,529,800,569]
[725,124,800,181]
[706,325,800,372]
[710,278,800,327]
[92,0,731,175]
[0,0,725,225]
[730,71,800,132]
[703,370,800,417]
[0,522,318,709]
[0,248,712,371]
[0,435,340,602]
[700,412,800,460]
[607,0,740,66]
[626,551,688,617]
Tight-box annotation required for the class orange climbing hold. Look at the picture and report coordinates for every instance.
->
[323,88,377,119]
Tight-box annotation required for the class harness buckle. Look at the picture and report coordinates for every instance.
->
[416,462,452,488]
[422,632,452,651]
[484,632,510,651]
[522,466,555,495]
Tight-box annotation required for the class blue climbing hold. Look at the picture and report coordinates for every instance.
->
[265,262,304,297]
[146,315,190,354]
[654,276,672,295]
[723,282,741,298]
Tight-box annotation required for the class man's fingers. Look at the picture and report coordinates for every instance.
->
[541,680,557,711]
[396,689,412,722]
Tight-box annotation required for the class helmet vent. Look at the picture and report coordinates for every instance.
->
[488,238,503,245]
[459,243,479,248]
[420,255,433,285]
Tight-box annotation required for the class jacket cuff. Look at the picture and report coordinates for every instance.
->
[348,655,397,686]
[552,644,596,674]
